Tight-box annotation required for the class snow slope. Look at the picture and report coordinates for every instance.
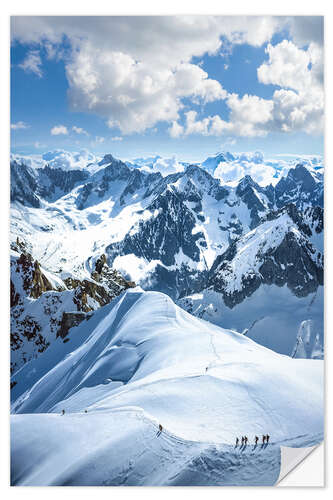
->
[178,285,323,357]
[11,288,323,486]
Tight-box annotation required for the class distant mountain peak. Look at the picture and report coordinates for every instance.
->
[98,154,117,166]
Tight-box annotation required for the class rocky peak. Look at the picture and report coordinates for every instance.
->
[98,154,117,166]
[288,163,316,190]
[12,252,55,302]
[10,160,40,208]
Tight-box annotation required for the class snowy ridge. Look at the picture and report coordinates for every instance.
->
[11,288,323,485]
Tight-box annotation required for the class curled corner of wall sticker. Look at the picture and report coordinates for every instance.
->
[277,442,324,487]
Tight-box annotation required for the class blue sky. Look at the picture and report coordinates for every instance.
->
[10,16,324,162]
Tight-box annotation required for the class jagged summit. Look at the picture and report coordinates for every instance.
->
[98,153,117,166]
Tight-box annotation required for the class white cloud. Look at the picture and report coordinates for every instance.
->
[226,93,274,136]
[258,40,319,92]
[171,39,324,138]
[172,94,274,138]
[168,121,184,139]
[214,151,283,186]
[51,125,68,135]
[10,16,281,135]
[179,111,232,137]
[257,40,324,134]
[11,121,29,130]
[11,17,324,137]
[41,149,99,170]
[66,43,226,134]
[137,156,184,176]
[152,156,184,176]
[18,50,43,77]
[111,136,123,141]
[215,162,245,184]
[72,126,89,136]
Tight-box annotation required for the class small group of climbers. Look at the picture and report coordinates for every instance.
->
[236,434,270,447]
[60,409,270,448]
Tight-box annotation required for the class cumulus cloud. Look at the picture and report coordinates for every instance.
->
[51,125,68,135]
[11,121,29,130]
[129,155,184,176]
[257,40,324,134]
[215,162,245,184]
[214,152,282,186]
[226,93,274,136]
[42,149,99,170]
[171,40,324,138]
[66,42,226,134]
[151,156,184,176]
[10,16,282,135]
[18,50,43,77]
[12,149,102,171]
[258,40,323,91]
[172,94,274,138]
[11,17,324,137]
[169,121,184,138]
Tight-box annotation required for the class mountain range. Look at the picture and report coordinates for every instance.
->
[11,151,324,367]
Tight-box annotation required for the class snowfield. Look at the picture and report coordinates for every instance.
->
[11,288,323,486]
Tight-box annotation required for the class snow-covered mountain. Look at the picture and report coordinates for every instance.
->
[11,288,323,486]
[179,204,324,356]
[10,152,324,364]
[11,160,90,206]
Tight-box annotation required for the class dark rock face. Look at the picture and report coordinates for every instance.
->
[37,166,89,201]
[11,161,41,208]
[106,187,209,299]
[235,176,274,228]
[57,311,92,339]
[275,164,323,209]
[13,251,56,300]
[10,161,90,206]
[182,165,229,201]
[107,188,204,266]
[260,232,323,295]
